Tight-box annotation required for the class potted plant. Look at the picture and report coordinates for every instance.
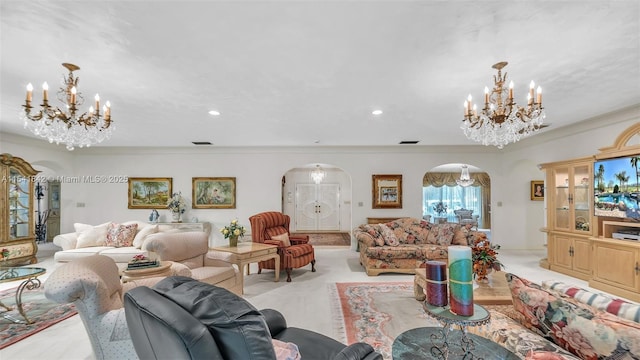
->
[471,237,504,282]
[220,219,246,247]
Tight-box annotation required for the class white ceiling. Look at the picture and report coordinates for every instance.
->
[1,1,639,149]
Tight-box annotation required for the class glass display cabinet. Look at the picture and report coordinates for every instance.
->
[1,153,38,265]
[540,156,594,280]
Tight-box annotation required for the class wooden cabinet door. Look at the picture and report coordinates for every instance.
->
[552,235,573,270]
[592,242,639,292]
[573,238,592,275]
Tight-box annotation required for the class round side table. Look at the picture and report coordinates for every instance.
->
[417,302,503,359]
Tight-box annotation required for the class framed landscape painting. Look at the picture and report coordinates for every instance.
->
[372,174,402,209]
[192,177,236,209]
[128,177,172,209]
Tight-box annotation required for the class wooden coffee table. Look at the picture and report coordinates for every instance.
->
[414,269,512,305]
[121,261,172,283]
[209,242,279,294]
[474,271,512,305]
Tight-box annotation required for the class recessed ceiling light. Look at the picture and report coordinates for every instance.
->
[372,110,383,115]
[208,110,220,116]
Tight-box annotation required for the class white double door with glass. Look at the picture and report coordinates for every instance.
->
[295,183,340,231]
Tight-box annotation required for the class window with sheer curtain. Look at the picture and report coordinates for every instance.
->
[422,171,491,228]
[423,185,482,223]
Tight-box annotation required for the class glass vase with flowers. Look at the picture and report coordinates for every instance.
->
[167,192,187,222]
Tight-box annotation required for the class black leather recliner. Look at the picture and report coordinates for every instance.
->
[123,276,383,360]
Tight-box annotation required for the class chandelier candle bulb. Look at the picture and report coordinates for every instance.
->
[448,245,474,316]
[537,86,542,104]
[26,83,33,102]
[425,260,448,307]
[508,81,514,100]
[42,82,48,101]
[484,87,489,104]
[95,94,100,110]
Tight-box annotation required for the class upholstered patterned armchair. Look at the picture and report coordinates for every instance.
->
[249,211,316,282]
[454,208,479,230]
[44,255,165,360]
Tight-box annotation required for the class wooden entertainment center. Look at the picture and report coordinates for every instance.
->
[540,123,640,302]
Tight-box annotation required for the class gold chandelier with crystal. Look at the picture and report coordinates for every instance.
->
[461,61,545,149]
[21,63,113,151]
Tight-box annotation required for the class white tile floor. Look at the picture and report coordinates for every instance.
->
[0,244,624,360]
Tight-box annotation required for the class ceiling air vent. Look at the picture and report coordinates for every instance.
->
[192,141,212,145]
[399,140,419,144]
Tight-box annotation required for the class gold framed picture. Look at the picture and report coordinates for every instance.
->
[372,174,402,209]
[531,180,544,201]
[192,177,236,209]
[128,177,172,209]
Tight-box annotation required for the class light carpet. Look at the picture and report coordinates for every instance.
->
[330,282,440,359]
[0,286,77,349]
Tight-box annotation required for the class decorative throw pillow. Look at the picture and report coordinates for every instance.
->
[380,224,399,246]
[426,223,458,245]
[272,339,301,360]
[106,222,138,247]
[542,280,640,323]
[132,224,159,248]
[75,223,110,248]
[271,233,291,247]
[361,224,385,246]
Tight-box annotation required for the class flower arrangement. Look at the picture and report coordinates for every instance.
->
[131,254,148,262]
[471,237,504,281]
[433,202,448,216]
[220,219,246,239]
[0,248,9,260]
[167,192,187,214]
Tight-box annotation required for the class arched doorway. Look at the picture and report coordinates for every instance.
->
[280,164,352,245]
[422,163,491,230]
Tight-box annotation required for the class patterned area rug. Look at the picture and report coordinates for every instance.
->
[330,282,438,359]
[0,285,77,349]
[291,232,351,246]
[330,282,517,359]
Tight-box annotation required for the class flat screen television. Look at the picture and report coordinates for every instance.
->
[594,155,640,219]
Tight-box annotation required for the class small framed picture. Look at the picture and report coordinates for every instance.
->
[531,180,544,201]
[128,177,172,209]
[192,177,236,209]
[372,174,402,208]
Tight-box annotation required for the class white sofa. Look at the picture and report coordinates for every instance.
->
[53,221,212,272]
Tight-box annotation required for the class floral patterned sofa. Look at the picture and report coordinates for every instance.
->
[354,217,485,276]
[468,273,640,359]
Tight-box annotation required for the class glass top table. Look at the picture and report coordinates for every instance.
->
[392,327,519,360]
[0,266,46,324]
[417,302,510,359]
